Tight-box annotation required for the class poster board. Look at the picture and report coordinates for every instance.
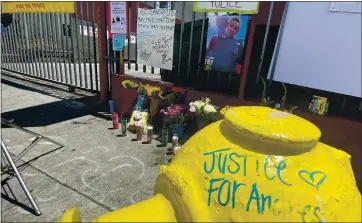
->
[268,2,362,98]
[204,15,248,74]
[136,8,176,70]
[1,2,75,13]
[193,2,259,14]
[109,2,127,35]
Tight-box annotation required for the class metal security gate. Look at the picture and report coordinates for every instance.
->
[1,2,99,92]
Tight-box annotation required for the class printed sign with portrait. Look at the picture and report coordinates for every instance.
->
[204,15,248,73]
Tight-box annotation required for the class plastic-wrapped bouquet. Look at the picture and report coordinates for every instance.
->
[160,104,187,125]
[189,98,221,129]
[160,104,188,137]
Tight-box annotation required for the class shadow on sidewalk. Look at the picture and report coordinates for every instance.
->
[1,96,103,129]
[1,78,106,129]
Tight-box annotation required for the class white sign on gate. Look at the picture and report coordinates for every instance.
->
[193,2,259,14]
[110,2,127,34]
[136,8,176,70]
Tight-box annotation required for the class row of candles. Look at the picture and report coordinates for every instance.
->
[112,112,181,154]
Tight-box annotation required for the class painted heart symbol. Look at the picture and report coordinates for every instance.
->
[298,170,326,190]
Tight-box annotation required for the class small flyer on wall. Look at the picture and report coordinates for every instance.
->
[110,2,127,35]
[112,34,126,51]
[204,15,248,74]
[156,1,171,9]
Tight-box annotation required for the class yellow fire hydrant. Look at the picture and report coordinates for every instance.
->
[59,106,361,222]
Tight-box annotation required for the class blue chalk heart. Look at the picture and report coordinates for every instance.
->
[298,170,326,190]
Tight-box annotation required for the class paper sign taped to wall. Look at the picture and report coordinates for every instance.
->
[1,2,75,13]
[193,2,259,14]
[136,8,176,70]
[110,2,127,34]
[156,2,171,9]
[113,34,126,51]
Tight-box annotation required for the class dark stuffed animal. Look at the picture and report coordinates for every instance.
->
[1,13,13,27]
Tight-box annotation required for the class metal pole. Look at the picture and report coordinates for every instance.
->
[69,14,76,86]
[53,13,64,82]
[256,1,274,84]
[142,2,146,73]
[197,13,207,80]
[23,13,31,73]
[7,19,20,72]
[91,2,99,91]
[186,12,195,78]
[86,2,94,90]
[65,14,73,86]
[1,140,42,216]
[80,2,88,88]
[16,14,27,74]
[2,30,9,69]
[59,13,68,83]
[22,13,31,74]
[6,20,16,71]
[135,2,139,71]
[37,13,47,79]
[31,13,41,77]
[177,2,186,76]
[44,13,55,80]
[49,13,60,81]
[74,2,82,87]
[127,2,131,70]
[41,13,52,79]
[1,29,6,68]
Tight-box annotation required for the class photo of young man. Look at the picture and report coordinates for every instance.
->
[204,15,248,73]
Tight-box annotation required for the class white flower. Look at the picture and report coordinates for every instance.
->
[189,106,196,112]
[204,97,211,104]
[204,104,217,114]
[194,101,202,110]
[189,102,194,107]
[200,102,205,107]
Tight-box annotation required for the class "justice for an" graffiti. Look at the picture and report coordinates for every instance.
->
[203,148,327,221]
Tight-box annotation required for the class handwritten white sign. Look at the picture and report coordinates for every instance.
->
[193,2,259,14]
[110,2,127,34]
[136,8,176,70]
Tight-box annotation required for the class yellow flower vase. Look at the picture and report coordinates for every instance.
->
[60,106,361,222]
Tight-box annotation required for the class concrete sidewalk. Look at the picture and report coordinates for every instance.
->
[1,74,172,222]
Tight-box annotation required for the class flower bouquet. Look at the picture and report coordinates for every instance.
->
[159,86,186,106]
[132,84,148,111]
[141,84,163,123]
[160,104,188,138]
[189,98,221,129]
[120,80,140,115]
[122,80,139,90]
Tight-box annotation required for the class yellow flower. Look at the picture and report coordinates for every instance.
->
[122,80,139,90]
